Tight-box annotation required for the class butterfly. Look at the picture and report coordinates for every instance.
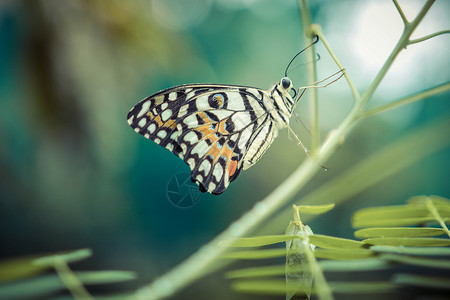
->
[127,37,322,195]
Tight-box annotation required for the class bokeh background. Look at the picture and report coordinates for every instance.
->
[1,0,449,299]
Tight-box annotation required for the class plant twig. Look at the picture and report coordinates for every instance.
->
[426,197,450,238]
[357,0,435,108]
[358,82,450,119]
[52,257,94,300]
[298,0,320,155]
[311,26,360,101]
[408,30,450,45]
[393,0,409,25]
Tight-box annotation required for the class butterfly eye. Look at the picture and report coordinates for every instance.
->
[281,77,292,90]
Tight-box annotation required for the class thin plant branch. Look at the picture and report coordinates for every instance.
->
[426,197,450,238]
[311,26,360,101]
[408,30,450,45]
[299,0,320,155]
[52,257,94,300]
[357,0,435,109]
[393,0,409,25]
[358,82,450,120]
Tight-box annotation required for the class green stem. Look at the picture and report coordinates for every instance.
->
[426,197,450,238]
[307,245,333,300]
[53,257,93,300]
[408,30,450,45]
[358,0,435,108]
[358,82,450,120]
[312,26,360,101]
[299,0,320,155]
[393,0,409,24]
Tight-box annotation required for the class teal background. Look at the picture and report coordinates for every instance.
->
[0,0,449,299]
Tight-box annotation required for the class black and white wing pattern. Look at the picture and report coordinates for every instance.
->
[127,80,294,195]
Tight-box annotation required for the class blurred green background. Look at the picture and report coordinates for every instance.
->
[0,0,449,298]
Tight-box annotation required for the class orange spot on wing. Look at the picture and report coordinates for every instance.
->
[163,119,177,129]
[148,111,177,130]
[195,124,216,138]
[148,113,164,127]
[197,112,215,124]
[214,94,224,107]
[218,146,237,178]
[207,143,221,159]
[228,160,238,178]
[217,119,229,135]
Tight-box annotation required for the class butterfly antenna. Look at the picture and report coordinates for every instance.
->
[285,52,321,74]
[285,35,319,77]
[287,125,329,171]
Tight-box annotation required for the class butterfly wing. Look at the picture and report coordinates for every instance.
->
[127,84,277,195]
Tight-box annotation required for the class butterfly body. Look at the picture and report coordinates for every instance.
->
[127,78,296,195]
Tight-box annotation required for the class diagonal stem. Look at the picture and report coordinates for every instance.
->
[408,30,450,45]
[393,0,409,25]
[52,257,94,300]
[426,198,450,238]
[357,0,435,108]
[358,82,450,119]
[299,0,320,155]
[312,26,360,101]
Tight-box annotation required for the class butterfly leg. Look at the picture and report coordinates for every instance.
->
[296,69,345,92]
[287,125,329,171]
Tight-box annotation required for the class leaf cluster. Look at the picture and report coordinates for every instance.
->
[222,196,450,299]
[0,249,135,300]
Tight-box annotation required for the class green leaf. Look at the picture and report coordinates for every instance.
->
[0,271,136,300]
[363,237,450,247]
[319,258,392,272]
[76,271,137,284]
[371,245,450,256]
[231,279,287,295]
[225,259,393,278]
[233,280,399,296]
[380,253,450,269]
[0,249,93,283]
[308,234,364,249]
[353,217,437,228]
[352,205,429,221]
[314,249,374,260]
[408,195,450,209]
[52,293,134,300]
[298,204,335,215]
[219,235,299,248]
[0,256,50,282]
[354,227,446,238]
[0,274,64,300]
[392,273,450,289]
[221,249,286,260]
[32,249,93,266]
[352,197,450,229]
[327,281,399,294]
[225,265,287,279]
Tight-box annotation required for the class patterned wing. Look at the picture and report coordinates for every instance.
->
[127,84,278,195]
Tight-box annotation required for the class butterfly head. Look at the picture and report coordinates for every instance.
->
[281,77,293,90]
[278,76,298,112]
